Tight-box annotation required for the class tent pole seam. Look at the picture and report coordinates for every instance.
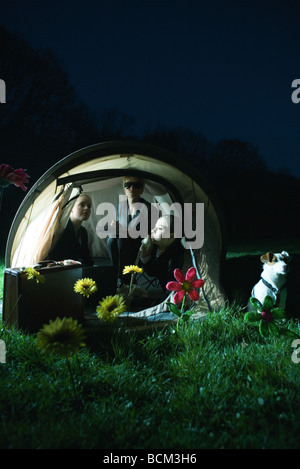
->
[190,247,212,312]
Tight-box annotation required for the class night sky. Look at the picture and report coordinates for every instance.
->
[1,0,300,177]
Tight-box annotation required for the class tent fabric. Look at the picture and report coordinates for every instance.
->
[11,183,78,266]
[5,141,227,317]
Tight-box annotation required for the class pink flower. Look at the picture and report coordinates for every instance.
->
[166,267,205,304]
[261,310,274,322]
[0,164,30,191]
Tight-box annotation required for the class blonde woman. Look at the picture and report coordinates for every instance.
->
[49,193,93,265]
[140,214,184,291]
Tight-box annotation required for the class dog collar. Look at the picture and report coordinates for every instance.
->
[261,276,285,295]
[261,277,285,307]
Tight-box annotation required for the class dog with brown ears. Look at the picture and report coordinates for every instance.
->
[248,251,291,311]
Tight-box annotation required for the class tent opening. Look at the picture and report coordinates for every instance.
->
[4,141,227,324]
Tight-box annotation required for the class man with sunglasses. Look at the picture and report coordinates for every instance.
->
[107,176,158,285]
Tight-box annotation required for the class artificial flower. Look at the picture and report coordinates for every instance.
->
[122,265,144,297]
[166,267,204,304]
[0,164,30,190]
[244,295,294,337]
[24,267,45,284]
[74,277,98,298]
[96,294,127,322]
[122,265,143,275]
[36,317,86,357]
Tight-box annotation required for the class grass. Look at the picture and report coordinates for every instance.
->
[1,241,300,449]
[226,238,300,258]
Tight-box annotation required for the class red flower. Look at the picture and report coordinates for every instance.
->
[261,310,274,322]
[0,164,30,191]
[166,267,205,304]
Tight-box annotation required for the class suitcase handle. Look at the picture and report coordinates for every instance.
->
[33,260,60,269]
[33,259,82,269]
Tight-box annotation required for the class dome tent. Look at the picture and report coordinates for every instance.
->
[5,141,227,321]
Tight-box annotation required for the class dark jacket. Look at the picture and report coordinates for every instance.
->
[116,197,157,237]
[49,219,93,265]
[141,239,185,291]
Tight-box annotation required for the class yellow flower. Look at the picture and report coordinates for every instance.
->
[122,265,143,275]
[96,295,127,322]
[24,267,45,284]
[74,278,98,298]
[36,317,86,357]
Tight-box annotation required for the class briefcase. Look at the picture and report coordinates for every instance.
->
[2,262,84,333]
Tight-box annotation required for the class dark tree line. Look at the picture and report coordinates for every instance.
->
[141,127,299,243]
[0,25,299,256]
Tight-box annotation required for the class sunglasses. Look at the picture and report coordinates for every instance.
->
[124,182,143,189]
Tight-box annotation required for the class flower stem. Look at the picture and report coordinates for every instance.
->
[129,272,135,296]
[176,294,186,329]
[181,295,186,315]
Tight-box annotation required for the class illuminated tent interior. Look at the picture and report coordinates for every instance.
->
[5,141,227,321]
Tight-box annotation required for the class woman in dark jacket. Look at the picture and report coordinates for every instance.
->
[49,193,93,266]
[139,214,185,291]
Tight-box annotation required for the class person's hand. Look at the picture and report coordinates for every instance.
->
[140,235,153,256]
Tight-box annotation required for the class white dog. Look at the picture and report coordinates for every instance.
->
[248,251,291,310]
